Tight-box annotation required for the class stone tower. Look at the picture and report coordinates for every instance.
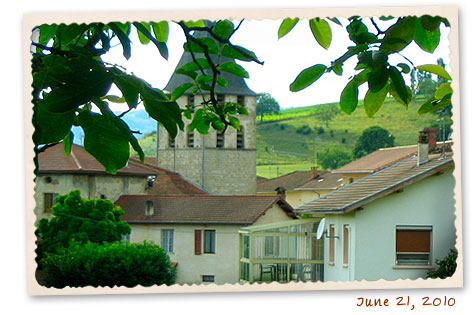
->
[156,26,257,195]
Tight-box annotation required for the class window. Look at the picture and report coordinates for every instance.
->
[237,125,244,149]
[237,95,245,106]
[188,95,195,113]
[187,130,194,148]
[217,94,225,105]
[343,225,349,267]
[264,236,280,257]
[204,230,216,254]
[195,229,216,255]
[396,226,432,266]
[44,193,58,213]
[202,275,215,282]
[162,229,174,254]
[329,224,335,265]
[216,130,225,148]
[169,135,175,148]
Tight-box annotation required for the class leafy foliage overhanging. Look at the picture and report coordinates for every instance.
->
[31,15,452,174]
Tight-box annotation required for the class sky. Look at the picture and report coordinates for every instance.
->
[102,17,451,109]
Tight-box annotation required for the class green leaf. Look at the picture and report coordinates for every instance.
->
[184,37,219,55]
[328,17,342,26]
[63,132,73,156]
[151,21,169,43]
[217,77,228,88]
[388,66,409,105]
[57,24,89,48]
[380,16,416,53]
[189,108,211,134]
[278,18,299,39]
[434,82,453,99]
[364,83,389,117]
[177,58,211,72]
[368,67,389,93]
[420,15,444,32]
[218,62,249,78]
[141,88,183,138]
[229,116,241,130]
[397,63,411,74]
[346,19,377,45]
[37,24,58,50]
[339,80,359,114]
[111,71,141,109]
[32,105,75,145]
[77,111,130,174]
[416,64,452,80]
[418,93,452,114]
[414,17,440,53]
[171,82,194,101]
[213,20,234,40]
[133,22,169,60]
[183,20,206,28]
[221,45,258,62]
[108,23,132,59]
[290,64,327,92]
[389,83,412,107]
[309,18,332,49]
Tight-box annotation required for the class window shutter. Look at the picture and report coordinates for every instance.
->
[396,230,431,253]
[194,230,202,255]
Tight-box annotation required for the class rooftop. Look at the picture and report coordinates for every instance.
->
[257,170,342,193]
[296,153,454,214]
[117,195,296,225]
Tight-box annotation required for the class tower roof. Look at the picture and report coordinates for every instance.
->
[164,21,257,96]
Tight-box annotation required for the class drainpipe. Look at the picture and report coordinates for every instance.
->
[201,134,205,188]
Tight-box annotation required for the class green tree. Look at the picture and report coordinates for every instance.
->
[314,103,339,127]
[353,126,395,158]
[427,249,457,279]
[317,146,352,169]
[31,15,452,174]
[36,190,131,256]
[257,92,280,121]
[41,241,176,288]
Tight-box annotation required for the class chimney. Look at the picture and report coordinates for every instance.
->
[417,130,430,166]
[423,127,437,152]
[145,200,154,217]
[275,186,286,199]
[311,166,318,179]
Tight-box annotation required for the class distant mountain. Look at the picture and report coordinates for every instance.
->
[72,109,156,145]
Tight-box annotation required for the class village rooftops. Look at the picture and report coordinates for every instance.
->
[37,143,159,177]
[295,153,454,214]
[116,195,296,225]
[333,145,418,174]
[257,170,342,193]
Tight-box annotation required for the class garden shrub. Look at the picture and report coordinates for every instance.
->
[41,241,176,288]
[427,249,457,279]
[296,125,312,135]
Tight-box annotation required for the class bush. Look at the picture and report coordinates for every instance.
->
[316,126,325,134]
[41,241,176,288]
[296,125,312,135]
[317,146,352,169]
[427,249,457,279]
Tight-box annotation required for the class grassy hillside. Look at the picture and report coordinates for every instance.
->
[137,96,446,178]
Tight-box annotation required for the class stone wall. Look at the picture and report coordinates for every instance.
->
[157,94,257,195]
[34,174,149,222]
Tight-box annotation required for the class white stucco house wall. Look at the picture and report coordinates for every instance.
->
[296,139,456,282]
[115,194,296,285]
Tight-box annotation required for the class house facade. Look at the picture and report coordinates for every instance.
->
[116,195,296,285]
[296,135,456,281]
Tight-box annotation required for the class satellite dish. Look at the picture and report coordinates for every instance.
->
[316,218,326,240]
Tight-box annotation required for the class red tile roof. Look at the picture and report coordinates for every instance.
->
[129,157,209,196]
[116,195,296,225]
[333,145,418,174]
[38,143,159,176]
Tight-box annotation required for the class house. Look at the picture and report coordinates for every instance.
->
[257,168,342,208]
[35,143,207,221]
[294,130,456,281]
[156,20,258,196]
[115,194,296,285]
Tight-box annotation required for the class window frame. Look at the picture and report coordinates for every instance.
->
[202,275,215,282]
[236,125,245,149]
[161,229,174,254]
[44,193,59,213]
[395,225,432,267]
[328,224,335,266]
[204,229,216,254]
[343,224,349,267]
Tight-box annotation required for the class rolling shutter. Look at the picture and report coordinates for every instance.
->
[194,230,202,255]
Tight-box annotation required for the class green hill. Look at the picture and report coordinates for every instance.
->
[137,97,447,178]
